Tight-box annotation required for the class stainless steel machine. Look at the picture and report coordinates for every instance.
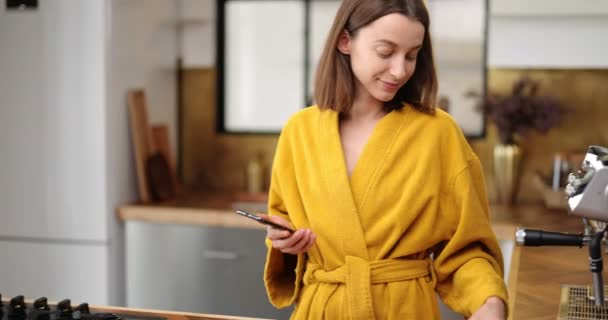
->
[515,145,608,319]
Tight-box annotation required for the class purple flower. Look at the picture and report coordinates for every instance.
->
[474,77,564,145]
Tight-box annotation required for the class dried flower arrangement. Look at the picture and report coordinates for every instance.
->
[471,76,564,144]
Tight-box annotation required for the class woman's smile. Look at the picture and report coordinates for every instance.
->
[379,79,401,91]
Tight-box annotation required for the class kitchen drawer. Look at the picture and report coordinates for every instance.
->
[126,221,292,319]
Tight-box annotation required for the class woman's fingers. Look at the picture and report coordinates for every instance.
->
[267,227,291,240]
[261,214,316,254]
[302,233,316,252]
[272,229,309,253]
[282,230,312,254]
[272,229,306,250]
[260,214,295,240]
[276,230,316,254]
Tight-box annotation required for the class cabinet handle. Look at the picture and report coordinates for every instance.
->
[202,250,239,260]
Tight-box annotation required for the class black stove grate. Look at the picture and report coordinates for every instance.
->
[0,295,166,320]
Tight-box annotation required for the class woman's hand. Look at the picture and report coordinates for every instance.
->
[468,296,506,320]
[259,214,316,255]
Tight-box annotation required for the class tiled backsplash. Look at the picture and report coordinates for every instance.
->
[472,69,608,203]
[181,68,608,204]
[180,68,278,192]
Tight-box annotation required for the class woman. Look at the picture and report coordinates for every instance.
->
[260,0,508,319]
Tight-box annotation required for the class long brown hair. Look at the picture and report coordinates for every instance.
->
[314,0,437,114]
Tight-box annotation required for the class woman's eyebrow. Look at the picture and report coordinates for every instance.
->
[375,39,422,50]
[375,39,397,46]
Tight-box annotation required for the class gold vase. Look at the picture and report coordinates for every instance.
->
[493,144,522,205]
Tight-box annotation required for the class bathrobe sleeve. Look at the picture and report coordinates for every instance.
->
[433,155,509,317]
[263,120,307,308]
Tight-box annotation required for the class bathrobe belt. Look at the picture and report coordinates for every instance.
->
[303,256,436,320]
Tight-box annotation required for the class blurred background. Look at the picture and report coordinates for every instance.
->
[1,0,607,319]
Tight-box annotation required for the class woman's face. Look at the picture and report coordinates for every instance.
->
[338,13,425,104]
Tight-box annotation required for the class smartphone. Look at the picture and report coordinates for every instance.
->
[235,209,295,234]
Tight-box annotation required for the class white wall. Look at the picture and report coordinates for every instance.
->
[179,0,215,67]
[105,0,179,306]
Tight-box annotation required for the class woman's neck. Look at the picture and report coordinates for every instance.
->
[345,90,386,122]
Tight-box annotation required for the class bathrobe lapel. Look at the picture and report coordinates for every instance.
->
[318,108,407,259]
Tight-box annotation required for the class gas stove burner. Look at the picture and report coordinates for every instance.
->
[0,295,122,320]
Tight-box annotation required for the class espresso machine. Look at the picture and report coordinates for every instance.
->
[515,146,608,318]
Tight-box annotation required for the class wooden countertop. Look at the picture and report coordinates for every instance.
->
[89,304,269,320]
[117,192,520,239]
[118,194,599,320]
[118,192,269,229]
[496,206,605,320]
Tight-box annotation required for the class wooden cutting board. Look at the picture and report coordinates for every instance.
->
[128,90,154,203]
[150,124,179,195]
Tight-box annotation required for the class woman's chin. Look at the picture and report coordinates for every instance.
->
[373,92,397,102]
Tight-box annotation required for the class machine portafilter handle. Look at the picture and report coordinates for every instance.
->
[515,228,585,247]
[515,227,606,306]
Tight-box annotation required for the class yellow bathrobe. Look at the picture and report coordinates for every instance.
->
[264,105,508,319]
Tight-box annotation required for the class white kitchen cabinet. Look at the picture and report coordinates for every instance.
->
[0,0,107,242]
[488,0,608,68]
[126,221,515,320]
[126,222,292,319]
[490,0,608,16]
[0,240,108,304]
[0,0,179,306]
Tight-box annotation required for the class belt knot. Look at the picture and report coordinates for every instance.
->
[303,256,436,320]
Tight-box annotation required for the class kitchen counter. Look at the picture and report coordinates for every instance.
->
[118,195,597,320]
[118,192,267,230]
[117,193,527,239]
[495,206,605,320]
[0,298,270,320]
[89,304,269,320]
